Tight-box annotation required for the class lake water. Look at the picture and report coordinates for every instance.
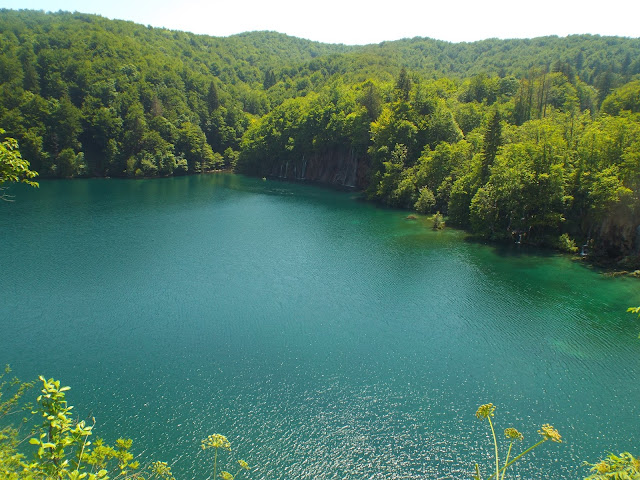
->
[1,174,639,480]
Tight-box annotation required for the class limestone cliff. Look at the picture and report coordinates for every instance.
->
[266,148,369,189]
[594,207,640,263]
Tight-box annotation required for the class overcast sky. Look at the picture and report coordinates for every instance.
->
[1,0,638,45]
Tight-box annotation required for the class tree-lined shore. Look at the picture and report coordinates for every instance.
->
[1,9,639,263]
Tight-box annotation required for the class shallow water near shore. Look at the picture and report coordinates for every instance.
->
[1,174,639,479]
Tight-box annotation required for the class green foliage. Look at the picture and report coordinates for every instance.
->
[372,143,410,206]
[0,374,178,480]
[31,376,92,475]
[481,109,502,183]
[0,366,33,420]
[432,211,445,230]
[558,233,579,253]
[395,67,411,101]
[448,170,479,227]
[0,129,38,199]
[29,375,165,480]
[584,452,640,480]
[0,371,257,480]
[414,187,435,213]
[601,81,640,116]
[0,10,259,179]
[0,366,34,480]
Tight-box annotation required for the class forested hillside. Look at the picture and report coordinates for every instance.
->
[1,9,639,264]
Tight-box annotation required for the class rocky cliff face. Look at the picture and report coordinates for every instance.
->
[596,215,640,259]
[267,148,369,189]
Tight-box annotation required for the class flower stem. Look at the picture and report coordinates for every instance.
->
[487,439,547,480]
[487,416,499,480]
[500,442,513,480]
[213,447,218,480]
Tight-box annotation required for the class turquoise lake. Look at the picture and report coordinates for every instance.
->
[1,174,639,479]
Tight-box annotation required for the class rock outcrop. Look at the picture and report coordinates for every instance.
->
[267,148,369,189]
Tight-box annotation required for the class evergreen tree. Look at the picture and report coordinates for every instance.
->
[263,69,277,90]
[481,109,502,184]
[207,81,220,114]
[395,67,411,101]
[359,81,382,120]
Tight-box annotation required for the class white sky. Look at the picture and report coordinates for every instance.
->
[1,0,638,45]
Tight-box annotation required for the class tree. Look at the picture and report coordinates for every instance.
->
[176,122,216,173]
[0,129,38,200]
[263,69,277,90]
[395,67,411,101]
[358,81,382,120]
[414,186,436,213]
[207,80,221,114]
[57,148,86,178]
[601,80,640,115]
[370,143,409,205]
[480,109,502,184]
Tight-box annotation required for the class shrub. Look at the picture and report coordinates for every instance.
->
[558,233,579,253]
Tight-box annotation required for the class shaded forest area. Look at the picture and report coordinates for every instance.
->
[1,9,639,264]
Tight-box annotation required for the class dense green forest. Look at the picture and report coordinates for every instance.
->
[1,9,640,264]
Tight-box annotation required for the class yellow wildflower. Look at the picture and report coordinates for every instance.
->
[538,424,562,443]
[238,459,250,470]
[220,471,234,480]
[149,461,175,480]
[504,427,523,441]
[202,434,231,451]
[475,403,496,419]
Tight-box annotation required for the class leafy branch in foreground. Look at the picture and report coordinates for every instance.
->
[473,403,562,480]
[584,451,640,479]
[0,365,34,421]
[0,129,38,201]
[1,374,175,480]
[0,365,34,480]
[1,370,255,480]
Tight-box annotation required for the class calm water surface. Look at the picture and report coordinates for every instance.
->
[1,174,639,480]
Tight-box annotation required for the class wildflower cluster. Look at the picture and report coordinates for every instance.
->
[201,433,251,480]
[504,428,523,441]
[473,403,562,480]
[538,424,562,443]
[150,461,176,480]
[202,434,231,451]
[475,403,496,419]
